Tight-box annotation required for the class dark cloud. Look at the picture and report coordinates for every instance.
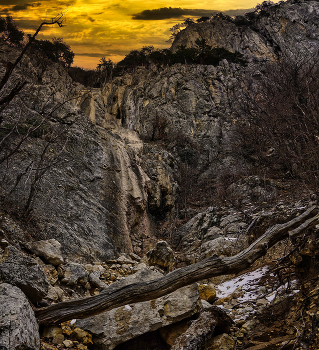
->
[132,7,251,20]
[10,3,35,12]
[132,7,214,20]
[0,0,34,5]
[87,16,95,22]
[0,1,41,13]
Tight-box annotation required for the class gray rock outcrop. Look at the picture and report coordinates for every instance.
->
[171,17,276,62]
[171,1,319,61]
[0,41,176,262]
[77,268,201,349]
[0,283,40,350]
[173,207,249,264]
[0,246,49,303]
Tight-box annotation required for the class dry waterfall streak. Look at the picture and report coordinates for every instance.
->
[35,205,319,325]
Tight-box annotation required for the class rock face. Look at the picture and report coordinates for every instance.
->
[0,41,177,262]
[171,0,319,61]
[0,283,40,350]
[173,207,248,264]
[0,246,49,303]
[2,0,316,265]
[0,114,154,261]
[96,62,237,183]
[77,268,201,349]
[171,17,276,61]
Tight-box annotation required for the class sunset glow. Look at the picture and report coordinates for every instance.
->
[1,1,281,68]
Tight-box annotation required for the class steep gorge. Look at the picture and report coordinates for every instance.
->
[2,0,319,349]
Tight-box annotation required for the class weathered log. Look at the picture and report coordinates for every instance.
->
[35,205,319,325]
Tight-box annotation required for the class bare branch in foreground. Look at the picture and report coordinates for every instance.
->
[35,205,319,325]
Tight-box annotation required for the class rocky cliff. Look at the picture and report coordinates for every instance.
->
[2,0,319,349]
[171,0,319,61]
[0,42,174,262]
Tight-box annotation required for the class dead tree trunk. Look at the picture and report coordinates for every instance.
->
[35,205,319,325]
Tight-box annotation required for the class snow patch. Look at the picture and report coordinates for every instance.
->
[216,266,269,300]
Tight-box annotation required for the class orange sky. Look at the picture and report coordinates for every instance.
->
[1,1,281,68]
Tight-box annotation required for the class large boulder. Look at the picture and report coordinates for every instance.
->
[60,262,88,286]
[25,239,64,266]
[0,283,40,350]
[77,268,201,350]
[0,246,49,303]
[146,240,175,270]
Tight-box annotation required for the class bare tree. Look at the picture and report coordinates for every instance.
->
[230,49,319,184]
[0,14,83,215]
[0,14,64,94]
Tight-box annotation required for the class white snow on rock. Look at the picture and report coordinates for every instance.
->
[216,266,269,300]
[214,266,300,322]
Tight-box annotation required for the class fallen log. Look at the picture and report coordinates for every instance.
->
[35,205,319,325]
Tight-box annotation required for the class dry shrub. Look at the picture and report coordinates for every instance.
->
[231,50,319,186]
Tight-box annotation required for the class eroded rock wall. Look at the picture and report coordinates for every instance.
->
[0,42,176,262]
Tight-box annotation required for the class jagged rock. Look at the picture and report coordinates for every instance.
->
[99,63,237,186]
[41,343,56,350]
[88,271,107,289]
[0,246,49,302]
[146,240,175,270]
[72,328,93,345]
[171,306,233,350]
[24,239,64,266]
[171,1,319,62]
[60,262,88,286]
[43,265,59,285]
[201,299,214,310]
[52,333,65,345]
[208,333,235,350]
[131,262,148,273]
[200,236,247,258]
[171,17,275,61]
[46,285,67,301]
[77,268,201,350]
[172,207,219,247]
[0,41,169,262]
[142,145,177,219]
[173,207,249,263]
[63,340,74,348]
[43,326,63,339]
[129,252,141,261]
[159,319,190,346]
[0,283,40,350]
[198,284,217,303]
